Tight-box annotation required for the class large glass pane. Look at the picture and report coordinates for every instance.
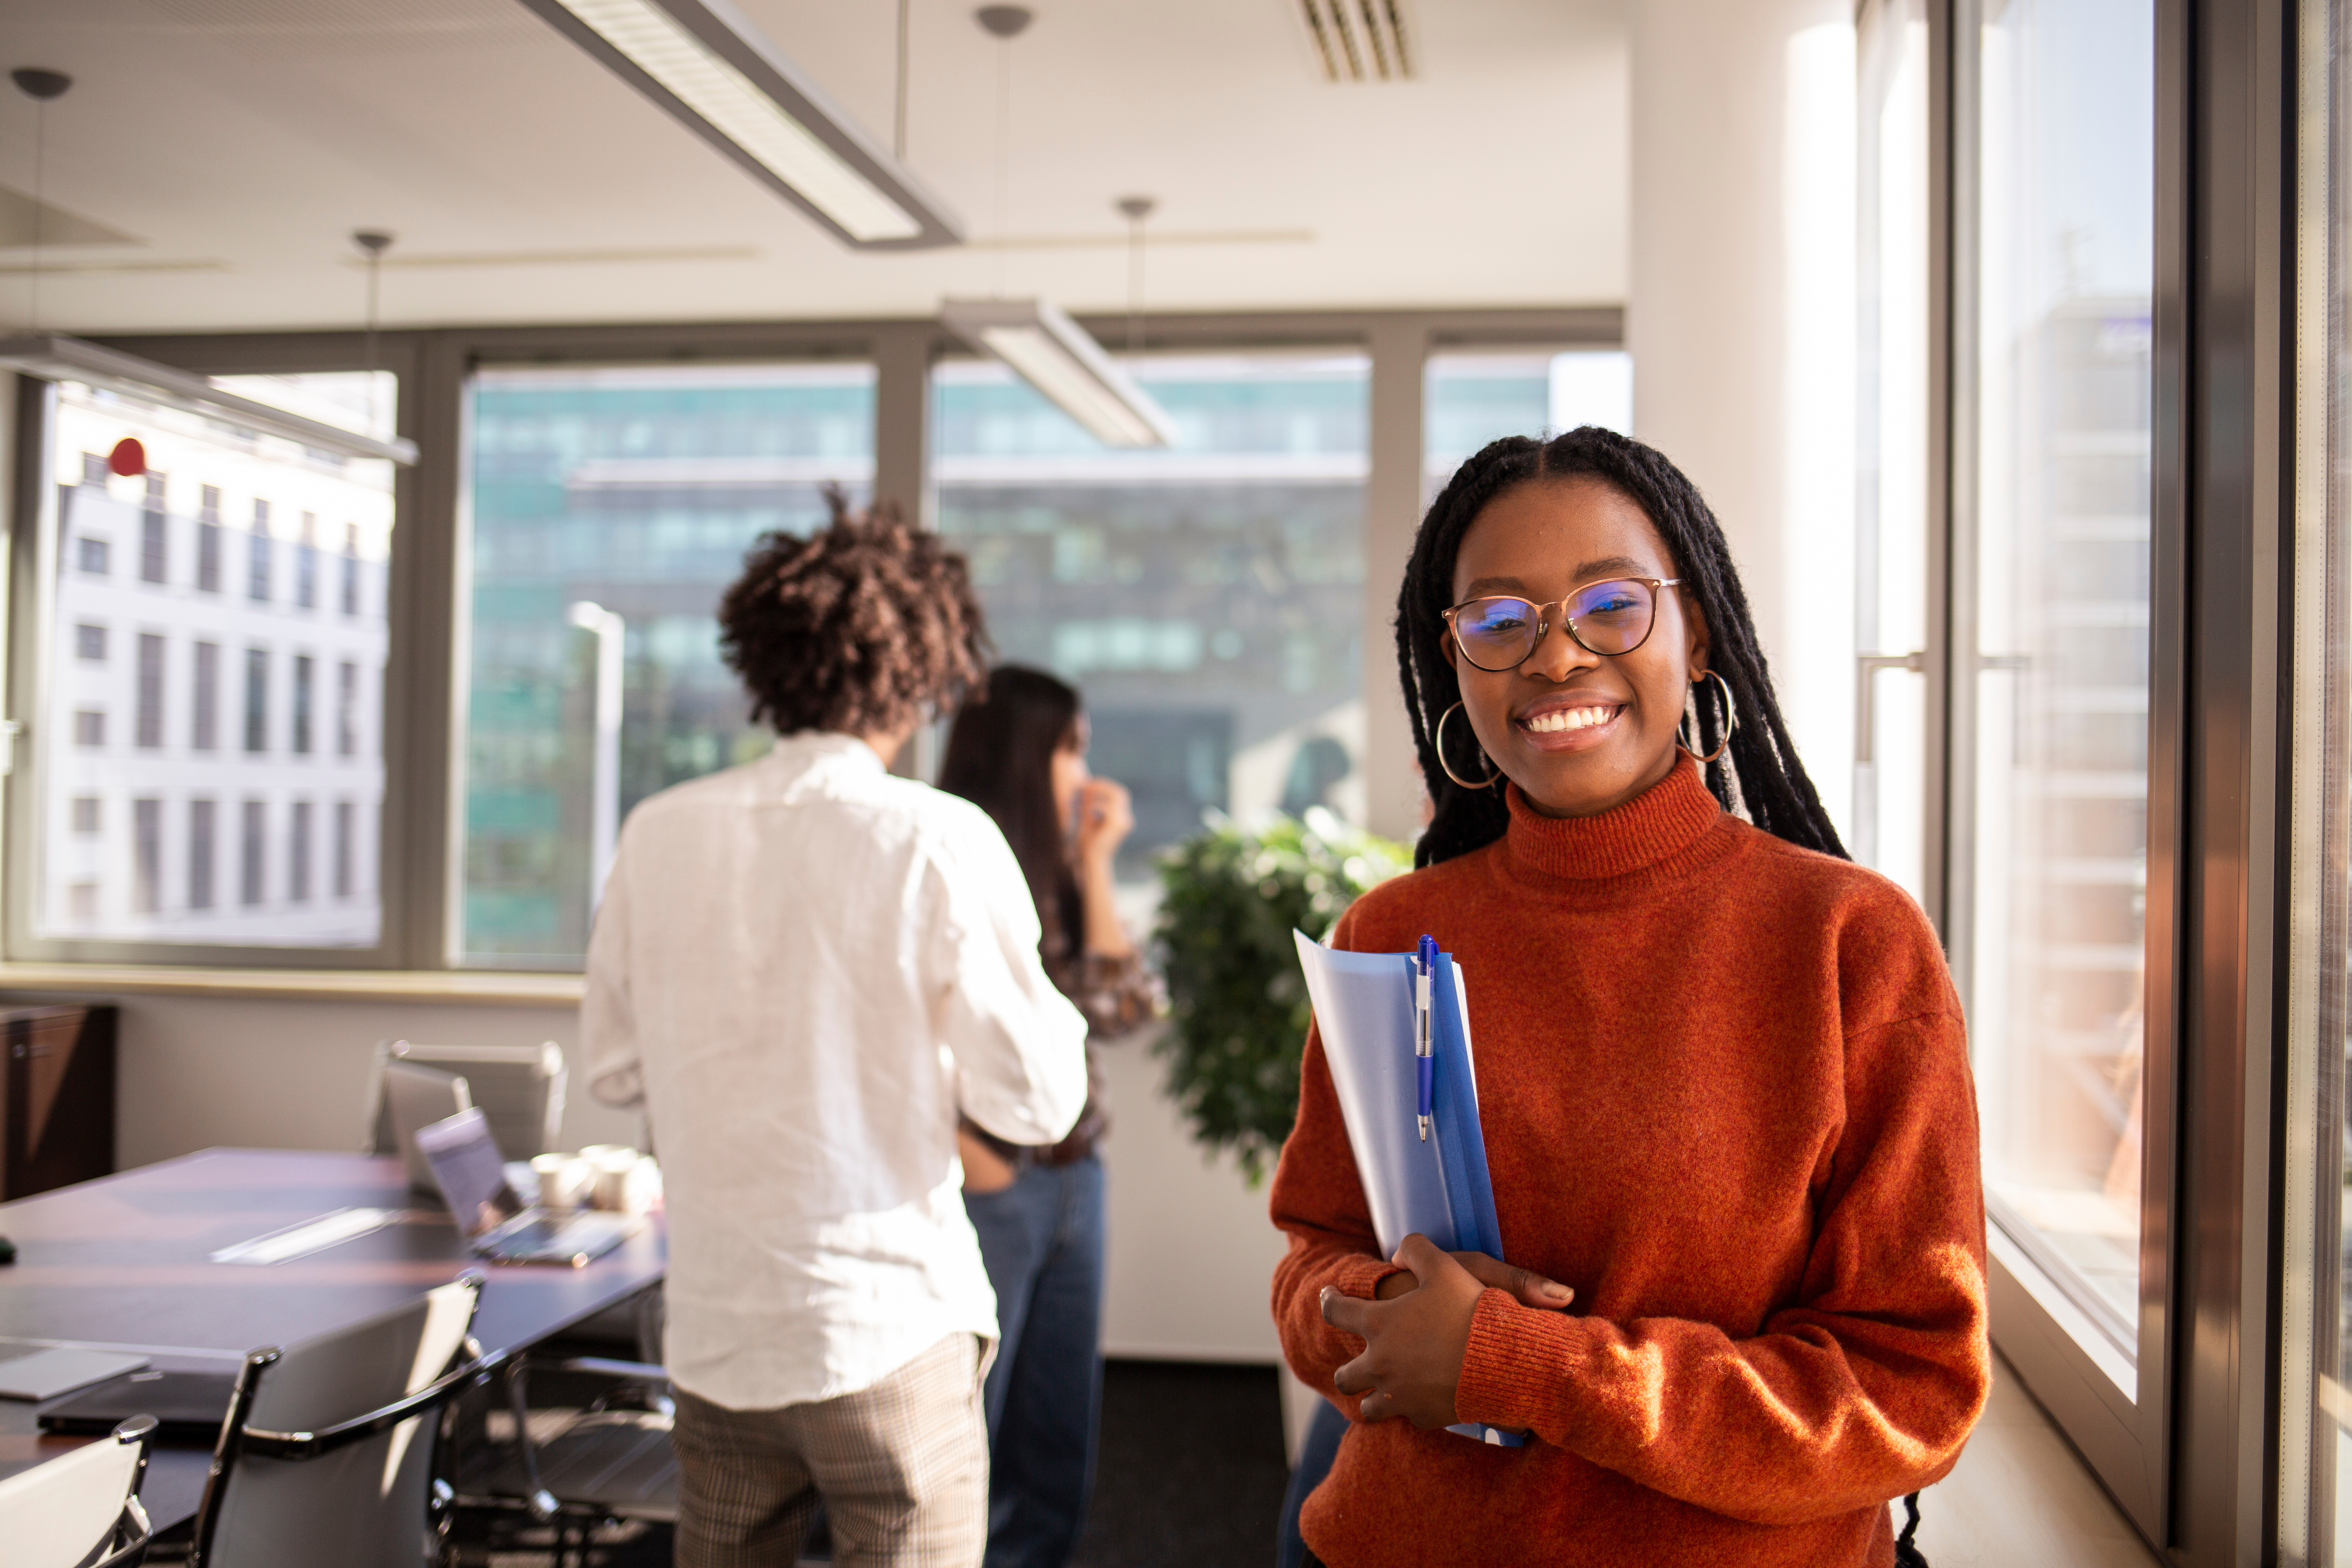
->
[1855,0,1932,902]
[456,363,875,965]
[1973,0,2155,1365]
[1423,349,1634,507]
[32,372,395,947]
[933,353,1367,893]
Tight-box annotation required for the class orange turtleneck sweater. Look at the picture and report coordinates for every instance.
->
[1269,756,1988,1568]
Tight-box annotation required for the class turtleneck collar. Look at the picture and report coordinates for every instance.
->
[1501,752,1727,883]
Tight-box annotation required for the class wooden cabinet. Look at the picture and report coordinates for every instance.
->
[1,1005,116,1198]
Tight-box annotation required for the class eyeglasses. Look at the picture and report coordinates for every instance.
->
[1442,577,1684,672]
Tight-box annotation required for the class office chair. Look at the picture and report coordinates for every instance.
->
[365,1040,568,1164]
[187,1274,490,1568]
[0,1413,159,1568]
[455,1345,679,1546]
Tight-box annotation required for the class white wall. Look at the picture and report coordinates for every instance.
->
[1630,0,1859,835]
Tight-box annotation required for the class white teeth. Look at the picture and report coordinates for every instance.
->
[1525,706,1617,734]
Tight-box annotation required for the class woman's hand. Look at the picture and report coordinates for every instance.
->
[1073,777,1134,869]
[1321,1234,1572,1429]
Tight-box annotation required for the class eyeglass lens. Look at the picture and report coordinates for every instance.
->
[1452,578,1659,670]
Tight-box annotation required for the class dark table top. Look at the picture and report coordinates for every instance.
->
[0,1148,667,1532]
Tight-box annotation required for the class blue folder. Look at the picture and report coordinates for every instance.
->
[1293,931,1523,1448]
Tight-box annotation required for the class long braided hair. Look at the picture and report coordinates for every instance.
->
[1399,427,1847,868]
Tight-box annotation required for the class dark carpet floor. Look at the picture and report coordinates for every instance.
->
[442,1358,1294,1568]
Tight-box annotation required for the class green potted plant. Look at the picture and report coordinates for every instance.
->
[1153,807,1411,1183]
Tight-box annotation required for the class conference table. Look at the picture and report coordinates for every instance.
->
[0,1147,668,1535]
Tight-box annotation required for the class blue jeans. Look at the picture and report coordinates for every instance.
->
[1276,1396,1348,1568]
[962,1156,1107,1568]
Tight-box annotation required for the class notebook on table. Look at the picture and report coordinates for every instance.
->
[0,1348,150,1402]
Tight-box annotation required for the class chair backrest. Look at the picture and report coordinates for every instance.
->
[192,1276,482,1568]
[374,1061,470,1192]
[0,1415,156,1568]
[365,1040,566,1163]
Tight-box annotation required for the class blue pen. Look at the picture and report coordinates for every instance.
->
[1415,935,1437,1142]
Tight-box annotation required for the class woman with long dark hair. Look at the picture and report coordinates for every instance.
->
[1270,428,1988,1567]
[939,665,1160,1568]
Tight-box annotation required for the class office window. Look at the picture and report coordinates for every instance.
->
[1972,0,2155,1373]
[338,660,357,757]
[71,797,99,835]
[334,800,354,899]
[187,799,215,911]
[80,452,107,486]
[191,641,218,751]
[29,372,394,948]
[934,353,1370,886]
[135,634,164,749]
[67,883,97,923]
[291,655,313,756]
[288,800,312,903]
[77,537,109,575]
[295,514,318,610]
[240,800,265,906]
[75,624,106,662]
[457,361,878,963]
[247,501,272,603]
[1423,350,1635,505]
[341,523,360,616]
[243,649,268,754]
[197,486,222,593]
[132,799,161,915]
[140,473,167,584]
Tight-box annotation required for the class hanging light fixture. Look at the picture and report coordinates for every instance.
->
[941,9,1174,448]
[513,0,962,249]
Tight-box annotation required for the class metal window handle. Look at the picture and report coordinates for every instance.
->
[1855,651,1926,764]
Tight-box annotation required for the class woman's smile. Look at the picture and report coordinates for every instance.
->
[1517,695,1629,749]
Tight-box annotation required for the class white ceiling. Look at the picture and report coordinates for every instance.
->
[0,0,1628,335]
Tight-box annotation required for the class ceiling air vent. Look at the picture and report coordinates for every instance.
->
[1294,0,1414,83]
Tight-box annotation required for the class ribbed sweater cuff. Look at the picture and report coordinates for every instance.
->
[1455,1287,1595,1437]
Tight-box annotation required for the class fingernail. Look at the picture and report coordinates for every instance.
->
[1542,1282,1571,1301]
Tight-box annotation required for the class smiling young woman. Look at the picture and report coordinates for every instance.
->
[1268,429,1988,1568]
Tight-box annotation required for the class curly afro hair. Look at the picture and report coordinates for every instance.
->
[717,488,989,739]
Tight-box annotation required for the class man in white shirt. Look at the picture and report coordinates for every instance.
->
[584,498,1090,1568]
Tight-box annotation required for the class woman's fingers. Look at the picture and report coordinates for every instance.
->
[1357,1390,1396,1423]
[1448,1250,1574,1310]
[1320,1285,1376,1338]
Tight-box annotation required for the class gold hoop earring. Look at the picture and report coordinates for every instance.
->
[1435,702,1502,790]
[1681,669,1737,764]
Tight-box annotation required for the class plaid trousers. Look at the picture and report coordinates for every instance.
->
[672,1334,991,1568]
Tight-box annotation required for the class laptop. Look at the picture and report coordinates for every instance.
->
[413,1107,632,1267]
[383,1060,472,1193]
[40,1368,237,1438]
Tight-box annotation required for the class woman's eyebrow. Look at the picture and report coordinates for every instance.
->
[1459,557,1652,600]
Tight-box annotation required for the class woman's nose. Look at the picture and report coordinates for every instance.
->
[1521,615,1597,682]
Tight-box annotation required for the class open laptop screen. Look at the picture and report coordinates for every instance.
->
[414,1107,524,1237]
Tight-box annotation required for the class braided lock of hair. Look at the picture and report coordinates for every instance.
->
[1396,428,1849,869]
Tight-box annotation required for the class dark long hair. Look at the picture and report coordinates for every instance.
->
[1399,427,1847,868]
[940,665,1084,949]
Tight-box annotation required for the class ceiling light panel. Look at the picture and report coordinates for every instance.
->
[943,299,1178,449]
[518,0,962,249]
[1293,0,1415,83]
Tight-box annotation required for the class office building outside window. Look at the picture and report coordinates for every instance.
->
[933,353,1370,886]
[247,502,271,603]
[132,799,161,915]
[292,655,313,755]
[338,660,357,756]
[78,536,109,576]
[456,361,877,964]
[289,800,312,903]
[341,523,360,616]
[135,634,164,749]
[76,624,105,662]
[334,799,354,899]
[140,473,167,584]
[29,372,392,946]
[295,514,318,610]
[240,800,265,906]
[197,486,221,592]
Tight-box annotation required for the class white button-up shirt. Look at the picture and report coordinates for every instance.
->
[584,731,1091,1410]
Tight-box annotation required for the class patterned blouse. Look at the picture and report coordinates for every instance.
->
[970,922,1165,1167]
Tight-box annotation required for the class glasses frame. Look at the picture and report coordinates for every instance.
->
[1441,577,1686,673]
